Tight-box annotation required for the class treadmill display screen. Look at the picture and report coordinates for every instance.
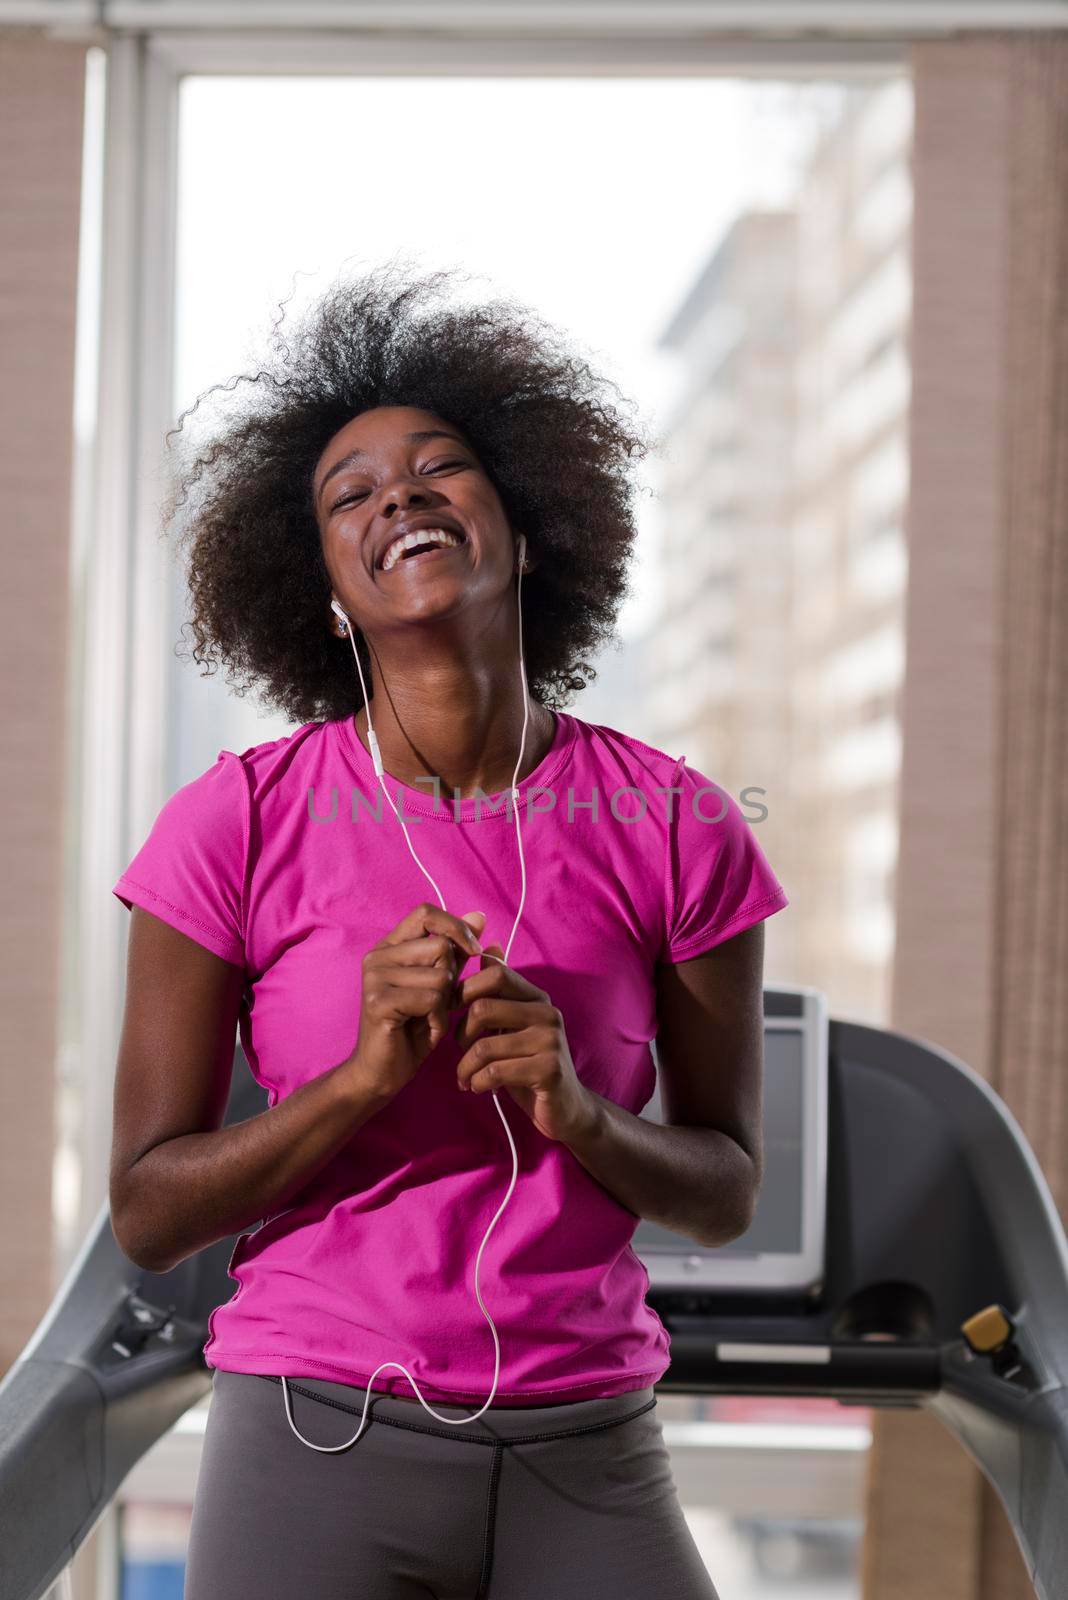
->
[634,1025,805,1256]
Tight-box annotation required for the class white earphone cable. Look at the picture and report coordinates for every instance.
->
[282,535,532,1448]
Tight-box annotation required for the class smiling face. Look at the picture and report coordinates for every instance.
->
[314,405,527,636]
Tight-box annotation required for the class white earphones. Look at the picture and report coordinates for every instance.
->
[282,532,532,1449]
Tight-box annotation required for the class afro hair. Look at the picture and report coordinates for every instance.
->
[162,258,659,723]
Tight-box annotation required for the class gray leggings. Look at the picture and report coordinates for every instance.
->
[184,1369,721,1599]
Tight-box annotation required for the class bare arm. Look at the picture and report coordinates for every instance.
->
[109,899,486,1275]
[450,919,767,1248]
[558,921,766,1248]
[109,906,391,1274]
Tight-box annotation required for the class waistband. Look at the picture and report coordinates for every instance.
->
[243,1371,658,1447]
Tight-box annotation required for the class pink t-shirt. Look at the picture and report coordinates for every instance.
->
[112,710,789,1406]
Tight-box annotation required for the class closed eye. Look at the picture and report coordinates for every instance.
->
[331,459,468,512]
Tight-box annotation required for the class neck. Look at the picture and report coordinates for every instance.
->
[353,638,554,802]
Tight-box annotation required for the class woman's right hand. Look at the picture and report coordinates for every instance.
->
[344,903,488,1101]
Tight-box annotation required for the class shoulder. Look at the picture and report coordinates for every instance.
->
[571,718,758,816]
[565,713,685,793]
[229,718,338,805]
[133,719,334,866]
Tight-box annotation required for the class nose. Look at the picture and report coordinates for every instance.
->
[378,477,439,517]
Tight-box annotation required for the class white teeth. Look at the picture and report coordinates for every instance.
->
[381,528,463,573]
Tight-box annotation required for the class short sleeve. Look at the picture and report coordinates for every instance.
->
[112,749,248,967]
[661,757,789,963]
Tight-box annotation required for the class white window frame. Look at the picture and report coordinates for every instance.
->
[83,19,915,1239]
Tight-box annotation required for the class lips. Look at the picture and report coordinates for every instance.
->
[381,528,467,575]
[376,513,466,571]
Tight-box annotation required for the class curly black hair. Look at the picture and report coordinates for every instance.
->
[163,258,659,723]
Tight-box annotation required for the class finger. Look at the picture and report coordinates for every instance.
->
[371,961,459,983]
[366,966,457,1038]
[481,942,506,969]
[369,934,475,982]
[455,955,537,1010]
[369,932,480,1043]
[456,1031,540,1091]
[468,1054,556,1095]
[371,982,456,1024]
[383,904,486,961]
[377,940,452,1037]
[453,997,530,1052]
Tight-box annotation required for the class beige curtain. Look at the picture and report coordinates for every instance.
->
[866,31,1068,1600]
[0,27,87,1374]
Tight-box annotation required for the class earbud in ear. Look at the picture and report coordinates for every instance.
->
[517,534,528,572]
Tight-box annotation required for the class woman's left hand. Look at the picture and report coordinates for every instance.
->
[452,944,596,1145]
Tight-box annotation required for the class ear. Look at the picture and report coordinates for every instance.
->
[516,538,540,576]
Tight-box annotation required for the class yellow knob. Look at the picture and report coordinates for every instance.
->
[961,1304,1012,1354]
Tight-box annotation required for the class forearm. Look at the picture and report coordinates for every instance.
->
[560,1088,756,1248]
[115,1062,392,1275]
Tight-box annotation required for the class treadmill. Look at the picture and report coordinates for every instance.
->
[2,985,1066,1600]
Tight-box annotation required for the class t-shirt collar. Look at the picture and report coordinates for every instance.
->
[335,706,577,823]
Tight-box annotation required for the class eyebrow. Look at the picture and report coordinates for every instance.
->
[316,430,470,507]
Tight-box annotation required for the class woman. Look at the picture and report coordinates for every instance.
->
[109,264,788,1599]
